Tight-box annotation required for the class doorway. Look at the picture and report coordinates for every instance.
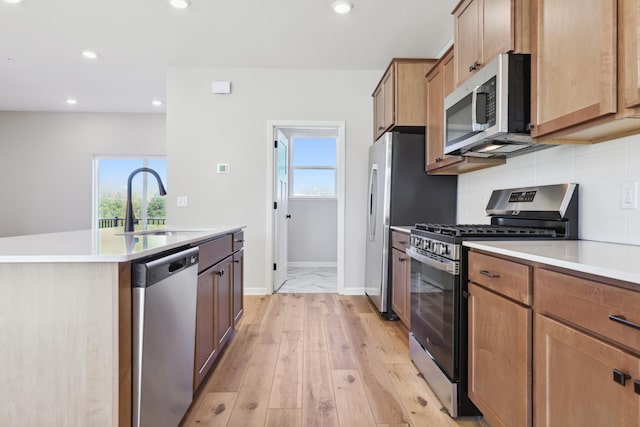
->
[266,120,345,294]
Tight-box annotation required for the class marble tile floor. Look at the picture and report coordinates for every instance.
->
[276,266,337,293]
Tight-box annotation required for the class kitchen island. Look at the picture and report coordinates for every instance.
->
[0,225,244,427]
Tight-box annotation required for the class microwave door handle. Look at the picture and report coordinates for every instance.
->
[471,86,479,131]
[472,85,490,131]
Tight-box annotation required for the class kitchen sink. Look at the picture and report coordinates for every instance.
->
[117,229,207,237]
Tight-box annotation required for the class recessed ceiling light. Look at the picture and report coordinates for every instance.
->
[66,98,78,105]
[82,51,98,60]
[152,100,163,107]
[4,0,24,4]
[331,0,353,14]
[169,0,191,9]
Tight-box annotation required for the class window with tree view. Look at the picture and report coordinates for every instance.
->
[290,137,336,198]
[95,157,167,230]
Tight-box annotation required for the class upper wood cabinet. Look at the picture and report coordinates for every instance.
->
[372,58,437,140]
[453,0,530,87]
[425,47,505,174]
[531,0,640,143]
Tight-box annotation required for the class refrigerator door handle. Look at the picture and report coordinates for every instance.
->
[368,164,378,241]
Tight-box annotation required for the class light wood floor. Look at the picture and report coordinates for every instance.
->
[181,293,487,427]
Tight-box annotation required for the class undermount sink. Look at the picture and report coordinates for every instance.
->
[117,229,207,237]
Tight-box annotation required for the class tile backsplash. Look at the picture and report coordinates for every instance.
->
[457,133,640,245]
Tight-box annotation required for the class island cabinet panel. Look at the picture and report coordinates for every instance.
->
[215,256,234,349]
[534,314,640,427]
[194,231,244,391]
[233,248,244,326]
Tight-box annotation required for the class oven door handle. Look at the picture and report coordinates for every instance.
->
[406,247,458,275]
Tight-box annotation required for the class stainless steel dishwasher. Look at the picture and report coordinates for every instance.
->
[131,246,199,427]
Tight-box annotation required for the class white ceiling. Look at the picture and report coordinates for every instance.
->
[0,0,458,113]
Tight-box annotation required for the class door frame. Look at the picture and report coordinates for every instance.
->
[265,120,346,294]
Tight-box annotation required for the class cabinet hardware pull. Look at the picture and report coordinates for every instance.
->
[399,257,406,262]
[399,240,407,245]
[234,260,240,264]
[635,380,640,395]
[469,64,475,72]
[216,270,225,277]
[613,369,631,386]
[479,270,500,278]
[609,314,640,330]
[378,126,385,130]
[234,239,245,243]
[286,214,292,219]
[436,157,443,162]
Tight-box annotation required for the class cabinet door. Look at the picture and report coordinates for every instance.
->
[622,0,640,109]
[468,283,532,427]
[443,51,456,97]
[232,249,244,326]
[195,268,216,390]
[382,68,395,132]
[535,314,640,427]
[455,0,481,85]
[426,63,445,168]
[373,84,385,139]
[482,0,514,61]
[391,247,409,328]
[531,0,617,138]
[215,256,234,348]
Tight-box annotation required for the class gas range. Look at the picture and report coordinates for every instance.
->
[407,183,579,418]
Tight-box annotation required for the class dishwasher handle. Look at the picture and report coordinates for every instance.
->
[132,247,199,288]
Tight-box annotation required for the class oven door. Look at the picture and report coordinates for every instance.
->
[406,247,459,381]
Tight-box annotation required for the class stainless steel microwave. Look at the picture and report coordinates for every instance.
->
[443,53,536,158]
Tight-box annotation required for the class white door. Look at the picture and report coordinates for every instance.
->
[273,130,289,292]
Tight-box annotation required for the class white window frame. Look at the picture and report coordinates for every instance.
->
[288,135,337,200]
[91,155,167,230]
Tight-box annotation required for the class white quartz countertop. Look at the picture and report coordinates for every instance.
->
[463,240,640,285]
[0,225,245,263]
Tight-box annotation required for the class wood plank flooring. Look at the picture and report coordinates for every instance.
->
[181,294,487,427]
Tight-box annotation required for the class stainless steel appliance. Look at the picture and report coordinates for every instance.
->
[132,247,200,427]
[365,131,457,318]
[444,53,546,158]
[407,183,579,417]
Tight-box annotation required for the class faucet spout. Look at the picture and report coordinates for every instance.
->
[124,167,167,233]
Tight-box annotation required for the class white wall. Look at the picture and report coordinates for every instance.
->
[457,133,640,245]
[0,112,165,237]
[166,67,380,294]
[288,199,337,264]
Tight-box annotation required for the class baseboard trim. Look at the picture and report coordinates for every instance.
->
[340,287,365,296]
[244,287,269,295]
[288,262,337,268]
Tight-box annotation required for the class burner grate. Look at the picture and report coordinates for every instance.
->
[414,223,557,238]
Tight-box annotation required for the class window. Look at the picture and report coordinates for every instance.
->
[94,157,167,230]
[290,137,336,198]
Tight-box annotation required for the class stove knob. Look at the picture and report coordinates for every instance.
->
[440,245,448,255]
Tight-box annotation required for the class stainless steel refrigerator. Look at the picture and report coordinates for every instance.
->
[365,131,457,318]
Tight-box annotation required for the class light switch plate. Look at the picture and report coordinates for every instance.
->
[177,196,188,207]
[621,181,638,209]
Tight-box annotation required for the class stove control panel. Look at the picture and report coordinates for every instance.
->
[410,235,460,260]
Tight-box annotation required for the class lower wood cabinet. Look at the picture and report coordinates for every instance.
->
[390,230,410,328]
[467,283,532,427]
[535,314,640,427]
[233,249,244,326]
[193,233,244,391]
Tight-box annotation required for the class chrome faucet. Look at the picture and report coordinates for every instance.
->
[124,167,167,233]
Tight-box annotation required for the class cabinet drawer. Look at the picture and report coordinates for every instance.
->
[198,234,232,273]
[468,251,532,305]
[536,268,640,354]
[233,230,244,251]
[391,230,410,251]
